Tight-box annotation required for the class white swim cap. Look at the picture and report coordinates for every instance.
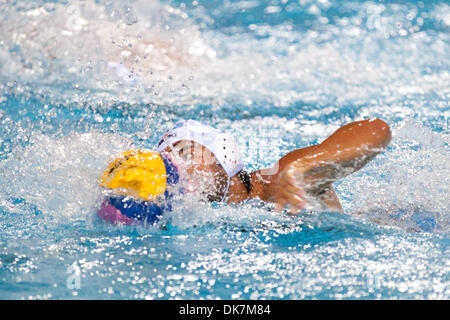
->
[156,120,244,201]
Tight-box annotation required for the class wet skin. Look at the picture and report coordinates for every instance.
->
[162,118,392,214]
[161,140,229,202]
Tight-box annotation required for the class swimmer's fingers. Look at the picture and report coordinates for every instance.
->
[274,196,306,215]
[282,186,307,213]
[281,174,307,203]
[274,163,309,214]
[286,194,307,215]
[274,195,288,212]
[280,167,306,194]
[274,190,307,214]
[283,182,306,199]
[274,179,307,214]
[283,165,308,188]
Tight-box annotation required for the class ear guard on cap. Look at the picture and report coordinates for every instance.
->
[98,149,180,226]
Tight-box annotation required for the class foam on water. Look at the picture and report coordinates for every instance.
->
[337,119,449,233]
[1,119,447,234]
[0,0,449,299]
[0,0,448,114]
[0,131,134,223]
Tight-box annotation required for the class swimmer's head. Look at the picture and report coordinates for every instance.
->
[163,140,229,202]
[156,120,244,201]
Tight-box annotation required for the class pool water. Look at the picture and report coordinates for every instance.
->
[0,0,448,299]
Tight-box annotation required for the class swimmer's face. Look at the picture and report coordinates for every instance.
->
[162,140,228,202]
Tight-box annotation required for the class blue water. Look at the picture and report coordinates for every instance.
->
[0,0,449,299]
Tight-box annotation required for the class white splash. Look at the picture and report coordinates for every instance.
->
[338,119,449,232]
[0,131,134,221]
[0,0,448,110]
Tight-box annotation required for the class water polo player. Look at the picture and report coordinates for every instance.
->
[98,118,391,226]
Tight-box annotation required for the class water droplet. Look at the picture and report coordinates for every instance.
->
[123,6,137,25]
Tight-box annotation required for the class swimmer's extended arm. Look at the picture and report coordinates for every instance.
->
[247,118,392,213]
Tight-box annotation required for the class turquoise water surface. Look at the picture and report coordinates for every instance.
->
[0,0,449,299]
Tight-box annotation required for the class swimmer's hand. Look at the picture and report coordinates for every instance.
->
[273,161,308,215]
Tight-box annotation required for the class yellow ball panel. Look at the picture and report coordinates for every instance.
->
[100,149,167,200]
